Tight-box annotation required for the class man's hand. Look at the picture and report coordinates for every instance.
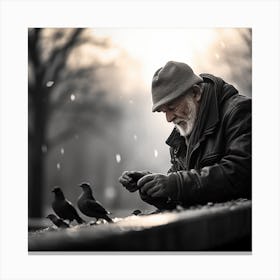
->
[137,173,178,199]
[119,171,151,192]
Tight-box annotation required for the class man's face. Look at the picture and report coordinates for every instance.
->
[159,90,199,137]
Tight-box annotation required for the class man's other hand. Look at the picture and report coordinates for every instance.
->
[137,173,178,199]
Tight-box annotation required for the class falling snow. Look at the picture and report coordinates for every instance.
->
[41,145,47,153]
[154,149,158,158]
[105,186,116,200]
[46,81,54,87]
[60,148,64,155]
[115,154,121,163]
[70,94,76,101]
[56,163,61,170]
[133,134,138,141]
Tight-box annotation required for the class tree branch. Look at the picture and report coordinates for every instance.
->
[28,29,41,67]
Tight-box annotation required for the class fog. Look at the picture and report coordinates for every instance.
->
[28,28,251,219]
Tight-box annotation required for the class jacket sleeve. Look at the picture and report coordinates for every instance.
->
[175,98,251,206]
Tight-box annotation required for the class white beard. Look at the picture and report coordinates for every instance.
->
[174,96,197,137]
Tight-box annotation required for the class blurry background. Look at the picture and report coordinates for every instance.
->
[28,28,251,221]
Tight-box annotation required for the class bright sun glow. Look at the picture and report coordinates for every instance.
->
[89,28,242,151]
[93,28,216,88]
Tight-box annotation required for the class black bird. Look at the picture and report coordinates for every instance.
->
[52,187,85,224]
[46,214,69,229]
[131,209,142,216]
[77,183,113,223]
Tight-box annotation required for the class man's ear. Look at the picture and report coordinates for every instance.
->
[192,85,202,102]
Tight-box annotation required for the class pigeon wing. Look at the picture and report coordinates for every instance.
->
[86,199,108,215]
[65,200,79,216]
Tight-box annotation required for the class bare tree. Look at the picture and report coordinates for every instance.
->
[28,28,121,218]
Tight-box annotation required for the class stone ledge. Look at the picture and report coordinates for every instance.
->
[29,199,251,251]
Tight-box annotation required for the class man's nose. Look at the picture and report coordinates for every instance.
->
[165,110,176,122]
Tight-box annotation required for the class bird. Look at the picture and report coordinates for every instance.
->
[51,187,85,224]
[46,214,69,229]
[77,182,113,223]
[131,209,142,216]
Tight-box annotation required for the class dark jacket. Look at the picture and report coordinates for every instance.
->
[141,74,251,209]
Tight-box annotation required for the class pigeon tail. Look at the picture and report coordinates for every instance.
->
[104,215,113,223]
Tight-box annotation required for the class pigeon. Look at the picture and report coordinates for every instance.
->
[77,183,113,223]
[52,187,85,224]
[131,209,142,216]
[46,214,69,229]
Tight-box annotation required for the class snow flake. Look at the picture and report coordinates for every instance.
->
[41,145,47,153]
[133,134,138,141]
[70,94,76,101]
[56,163,61,170]
[154,149,158,158]
[115,154,121,163]
[105,186,116,200]
[60,148,64,155]
[46,81,54,87]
